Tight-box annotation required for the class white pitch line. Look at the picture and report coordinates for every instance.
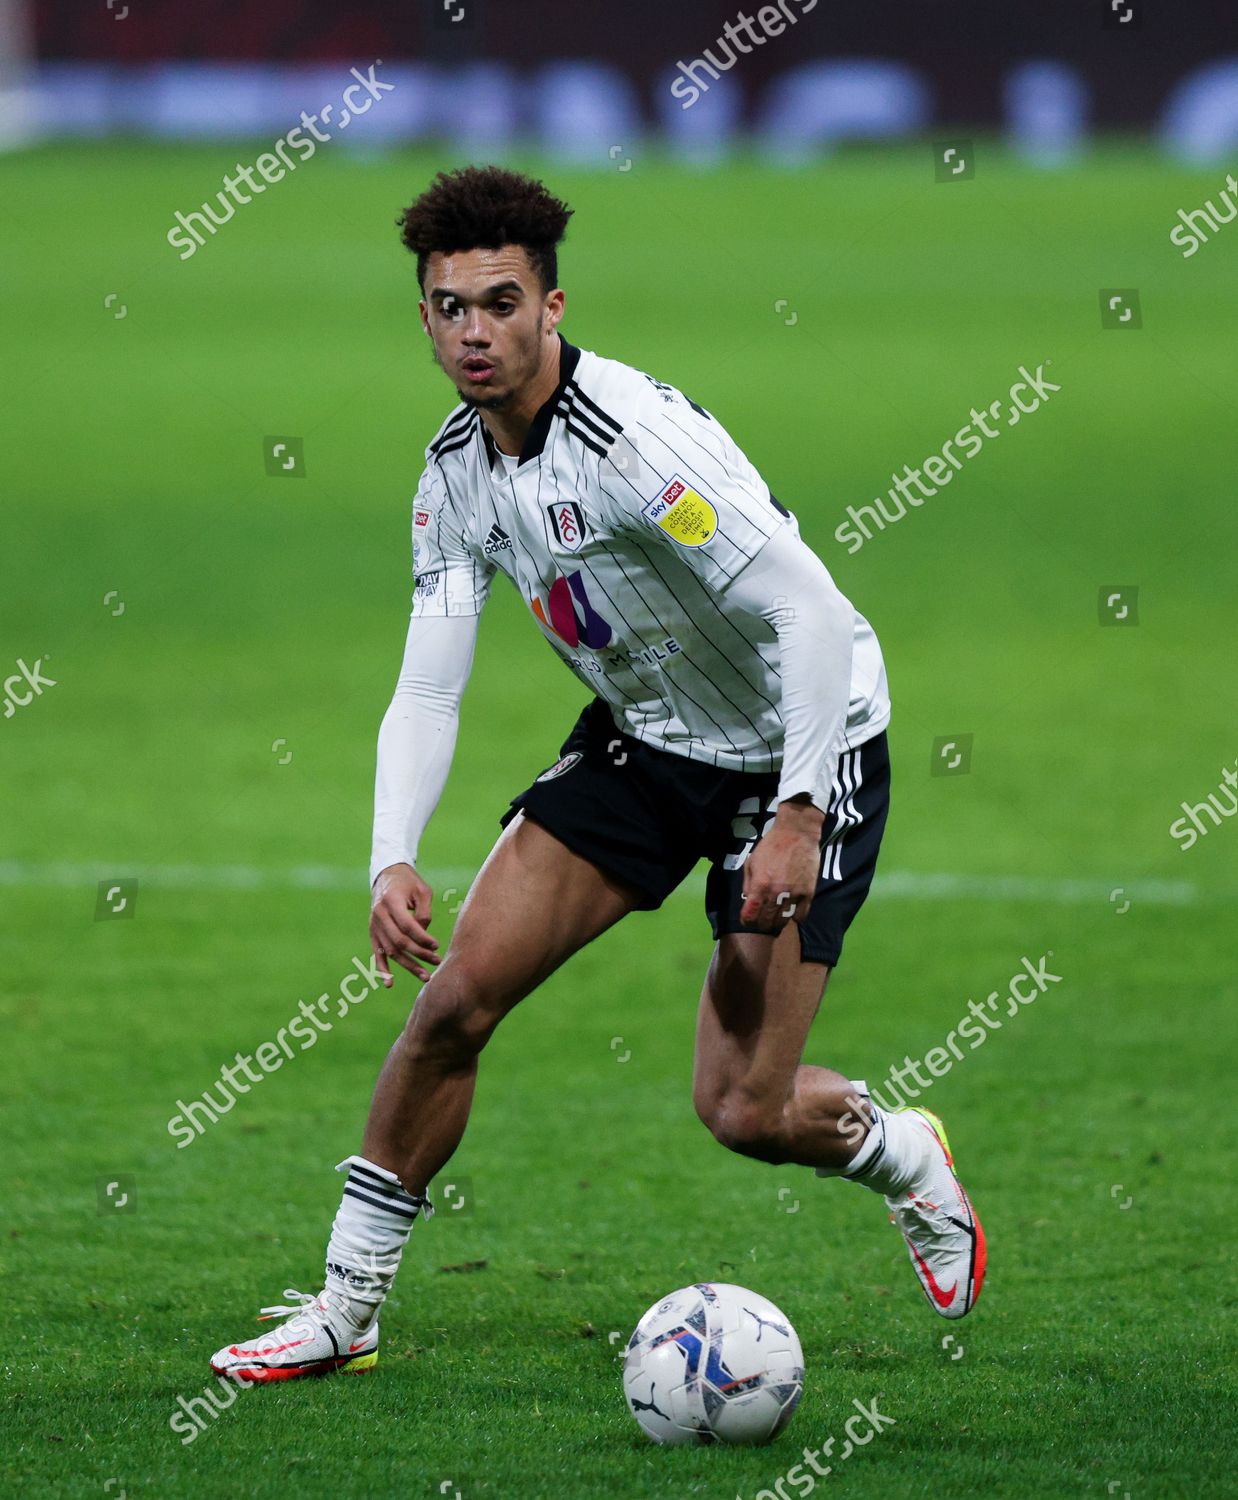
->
[0,860,1212,907]
[0,860,364,892]
[872,870,1202,906]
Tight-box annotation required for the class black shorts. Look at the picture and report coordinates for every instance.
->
[499,699,890,967]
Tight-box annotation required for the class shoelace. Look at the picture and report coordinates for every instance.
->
[257,1288,323,1323]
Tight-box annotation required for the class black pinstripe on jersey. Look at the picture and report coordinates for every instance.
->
[432,413,481,462]
[564,380,624,440]
[555,377,623,460]
[427,403,475,456]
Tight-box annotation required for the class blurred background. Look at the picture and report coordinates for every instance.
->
[3,3,1236,1499]
[6,0,1238,161]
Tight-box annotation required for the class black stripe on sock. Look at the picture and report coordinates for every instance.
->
[845,1113,886,1179]
[342,1185,420,1221]
[347,1164,420,1208]
[346,1162,432,1215]
[348,1161,410,1194]
[346,1184,419,1215]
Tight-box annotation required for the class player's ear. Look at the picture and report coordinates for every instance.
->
[544,287,565,332]
[418,300,431,338]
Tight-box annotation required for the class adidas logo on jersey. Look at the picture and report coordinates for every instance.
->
[484,524,513,556]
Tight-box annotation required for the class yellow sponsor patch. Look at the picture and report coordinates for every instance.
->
[641,475,718,547]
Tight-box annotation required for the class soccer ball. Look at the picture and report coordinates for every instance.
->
[622,1282,803,1445]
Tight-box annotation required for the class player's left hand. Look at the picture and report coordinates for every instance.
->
[739,801,824,932]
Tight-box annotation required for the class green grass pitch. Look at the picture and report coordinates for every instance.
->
[1,139,1235,1498]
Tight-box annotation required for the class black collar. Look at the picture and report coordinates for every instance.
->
[479,335,581,470]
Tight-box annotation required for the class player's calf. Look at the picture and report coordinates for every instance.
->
[361,953,533,1194]
[694,1067,867,1170]
[394,955,516,1069]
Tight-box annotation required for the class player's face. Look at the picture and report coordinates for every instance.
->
[420,247,563,412]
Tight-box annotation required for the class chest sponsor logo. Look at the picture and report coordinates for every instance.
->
[547,500,586,552]
[641,475,717,547]
[604,637,681,671]
[529,569,613,649]
[414,570,441,599]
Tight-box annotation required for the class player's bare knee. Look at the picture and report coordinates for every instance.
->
[703,1092,789,1164]
[691,1073,724,1133]
[401,962,502,1064]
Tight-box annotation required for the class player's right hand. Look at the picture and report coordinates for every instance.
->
[370,863,440,986]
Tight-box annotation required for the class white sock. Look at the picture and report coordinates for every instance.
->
[815,1078,877,1179]
[846,1105,930,1198]
[320,1156,433,1331]
[815,1080,929,1198]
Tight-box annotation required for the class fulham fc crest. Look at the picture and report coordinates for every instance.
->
[547,500,586,552]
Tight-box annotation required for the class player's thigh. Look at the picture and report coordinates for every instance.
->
[435,808,643,1013]
[692,924,830,1115]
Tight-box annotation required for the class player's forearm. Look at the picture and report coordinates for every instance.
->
[775,579,854,813]
[370,691,459,884]
[726,527,855,815]
[369,613,479,886]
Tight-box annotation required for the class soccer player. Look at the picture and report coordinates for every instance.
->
[211,166,985,1383]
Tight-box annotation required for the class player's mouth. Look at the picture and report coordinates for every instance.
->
[461,357,496,385]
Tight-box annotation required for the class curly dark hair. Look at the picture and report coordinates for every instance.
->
[397,165,573,294]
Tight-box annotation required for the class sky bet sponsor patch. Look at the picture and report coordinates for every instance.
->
[641,475,718,547]
[413,505,432,567]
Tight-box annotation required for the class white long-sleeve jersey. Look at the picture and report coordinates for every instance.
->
[371,336,890,884]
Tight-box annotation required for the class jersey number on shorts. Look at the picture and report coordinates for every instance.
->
[723,795,778,871]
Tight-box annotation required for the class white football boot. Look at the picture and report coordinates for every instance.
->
[886,1108,986,1319]
[209,1289,378,1385]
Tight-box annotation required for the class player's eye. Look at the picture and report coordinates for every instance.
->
[492,300,515,315]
